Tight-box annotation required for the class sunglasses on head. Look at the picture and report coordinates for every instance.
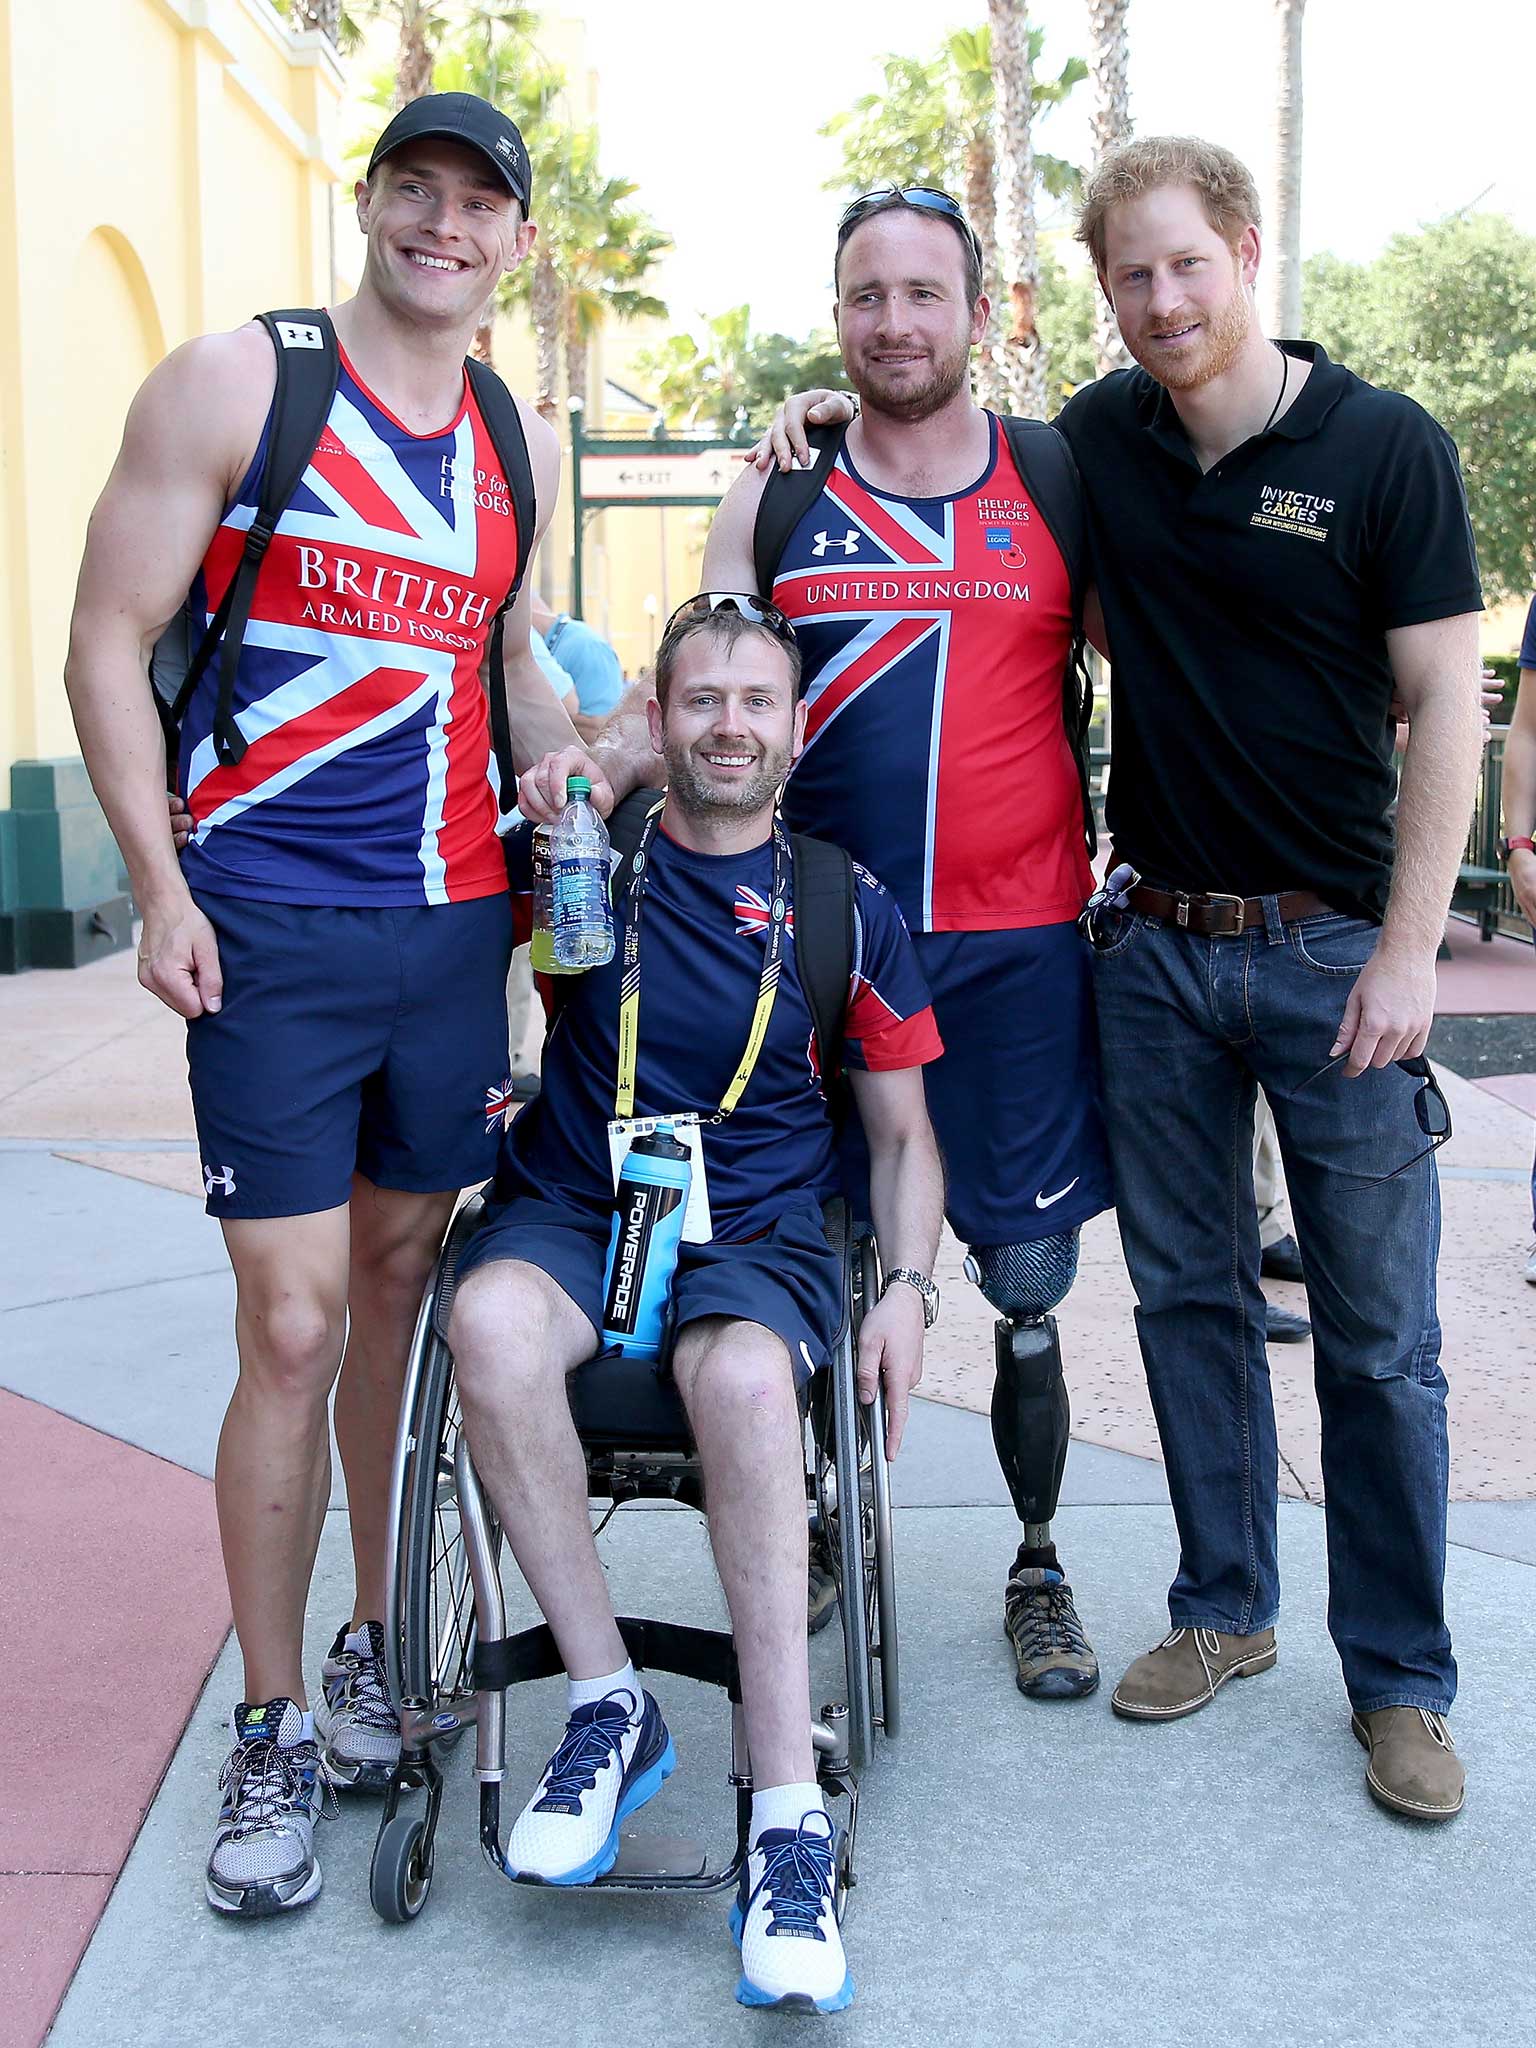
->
[835,185,984,265]
[662,592,797,642]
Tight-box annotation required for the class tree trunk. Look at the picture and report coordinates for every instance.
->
[988,0,1048,418]
[472,307,496,366]
[396,3,435,107]
[1087,0,1134,378]
[565,296,589,415]
[530,251,563,425]
[290,0,341,40]
[1263,0,1308,338]
[965,135,1007,412]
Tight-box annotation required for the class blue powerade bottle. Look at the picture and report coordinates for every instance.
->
[601,1126,693,1357]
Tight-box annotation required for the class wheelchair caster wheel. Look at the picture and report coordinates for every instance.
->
[371,1812,434,1923]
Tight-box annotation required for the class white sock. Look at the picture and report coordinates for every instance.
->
[567,1661,641,1718]
[751,1781,825,1845]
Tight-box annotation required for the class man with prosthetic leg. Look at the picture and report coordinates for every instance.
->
[452,598,944,2011]
[671,185,1112,1698]
[968,1235,1088,1694]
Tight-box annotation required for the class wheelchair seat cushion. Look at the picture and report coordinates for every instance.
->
[454,1187,844,1408]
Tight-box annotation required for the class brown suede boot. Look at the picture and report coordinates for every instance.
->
[1111,1626,1277,1721]
[1352,1707,1465,1819]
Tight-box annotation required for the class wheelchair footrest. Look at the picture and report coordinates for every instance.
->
[600,1831,711,1882]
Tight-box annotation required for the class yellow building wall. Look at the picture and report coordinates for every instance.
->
[0,0,342,780]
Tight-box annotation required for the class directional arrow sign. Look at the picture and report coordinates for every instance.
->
[578,449,747,501]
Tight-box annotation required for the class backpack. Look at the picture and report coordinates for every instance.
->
[150,307,537,805]
[751,415,1098,855]
[602,787,857,1102]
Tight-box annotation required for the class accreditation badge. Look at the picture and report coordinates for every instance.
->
[605,1111,713,1242]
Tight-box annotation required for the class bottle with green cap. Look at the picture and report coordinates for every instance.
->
[550,774,615,968]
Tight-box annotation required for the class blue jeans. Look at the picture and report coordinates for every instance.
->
[1092,903,1454,1713]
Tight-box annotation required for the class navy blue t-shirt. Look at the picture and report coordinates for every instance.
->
[497,822,942,1239]
[1520,596,1536,672]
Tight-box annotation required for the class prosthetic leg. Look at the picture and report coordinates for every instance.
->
[964,1232,1099,1699]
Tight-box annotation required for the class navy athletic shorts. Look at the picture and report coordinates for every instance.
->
[186,891,513,1220]
[455,1186,843,1387]
[840,921,1113,1247]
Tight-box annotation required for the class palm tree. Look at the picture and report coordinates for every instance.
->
[1265,0,1309,337]
[988,1,1048,417]
[288,0,345,38]
[1087,0,1133,377]
[635,305,759,435]
[557,171,671,413]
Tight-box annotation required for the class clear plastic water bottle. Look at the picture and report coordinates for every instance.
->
[551,776,614,968]
[529,823,579,976]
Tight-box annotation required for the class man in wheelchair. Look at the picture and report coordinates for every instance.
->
[447,594,943,2012]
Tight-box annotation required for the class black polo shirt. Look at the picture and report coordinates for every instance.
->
[1056,343,1482,920]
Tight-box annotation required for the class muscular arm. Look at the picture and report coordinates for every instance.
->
[847,1064,944,1457]
[64,326,273,1016]
[494,411,604,775]
[1331,611,1484,1074]
[1502,665,1536,925]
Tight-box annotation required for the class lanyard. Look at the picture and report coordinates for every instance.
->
[614,802,791,1122]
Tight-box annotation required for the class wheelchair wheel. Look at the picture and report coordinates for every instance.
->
[371,1812,433,1923]
[813,1223,898,1773]
[392,1195,502,1721]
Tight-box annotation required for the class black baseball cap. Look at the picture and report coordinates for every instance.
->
[367,92,532,213]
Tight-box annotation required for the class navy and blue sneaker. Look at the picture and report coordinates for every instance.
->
[205,1699,326,1917]
[731,1808,853,2013]
[507,1687,674,1884]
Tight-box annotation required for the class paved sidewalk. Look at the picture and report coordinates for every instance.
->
[3,928,1534,2046]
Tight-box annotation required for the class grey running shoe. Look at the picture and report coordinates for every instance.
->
[316,1620,400,1790]
[205,1699,324,1916]
[1003,1559,1100,1699]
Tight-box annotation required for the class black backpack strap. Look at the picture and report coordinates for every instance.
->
[751,421,847,597]
[465,359,538,811]
[607,786,664,884]
[173,310,340,770]
[789,830,856,1099]
[998,414,1097,855]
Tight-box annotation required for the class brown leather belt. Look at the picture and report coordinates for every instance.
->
[1125,883,1335,936]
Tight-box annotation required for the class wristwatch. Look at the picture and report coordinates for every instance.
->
[1502,835,1535,861]
[883,1267,940,1328]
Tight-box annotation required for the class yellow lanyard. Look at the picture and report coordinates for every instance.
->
[614,805,791,1122]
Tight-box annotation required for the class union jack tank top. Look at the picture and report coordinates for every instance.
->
[177,347,521,906]
[774,415,1090,934]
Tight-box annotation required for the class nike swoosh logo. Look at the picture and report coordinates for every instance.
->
[1035,1177,1080,1209]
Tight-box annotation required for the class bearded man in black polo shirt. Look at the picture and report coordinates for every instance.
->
[1054,136,1483,1820]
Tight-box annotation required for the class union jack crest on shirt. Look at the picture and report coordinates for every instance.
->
[734,884,795,939]
[177,348,522,909]
[484,1077,518,1133]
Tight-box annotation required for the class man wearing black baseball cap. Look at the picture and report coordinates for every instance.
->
[66,87,617,1918]
[368,89,533,214]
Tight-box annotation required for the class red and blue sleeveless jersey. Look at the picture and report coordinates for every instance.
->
[774,414,1091,934]
[177,349,519,906]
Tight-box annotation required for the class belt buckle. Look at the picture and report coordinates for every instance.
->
[1204,890,1246,936]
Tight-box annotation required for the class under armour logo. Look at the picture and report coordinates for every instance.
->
[203,1164,237,1198]
[276,321,324,350]
[811,528,860,558]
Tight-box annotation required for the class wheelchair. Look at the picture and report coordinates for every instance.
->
[368,1187,900,1924]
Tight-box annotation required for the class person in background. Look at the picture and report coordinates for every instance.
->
[533,594,624,742]
[1498,592,1536,1285]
